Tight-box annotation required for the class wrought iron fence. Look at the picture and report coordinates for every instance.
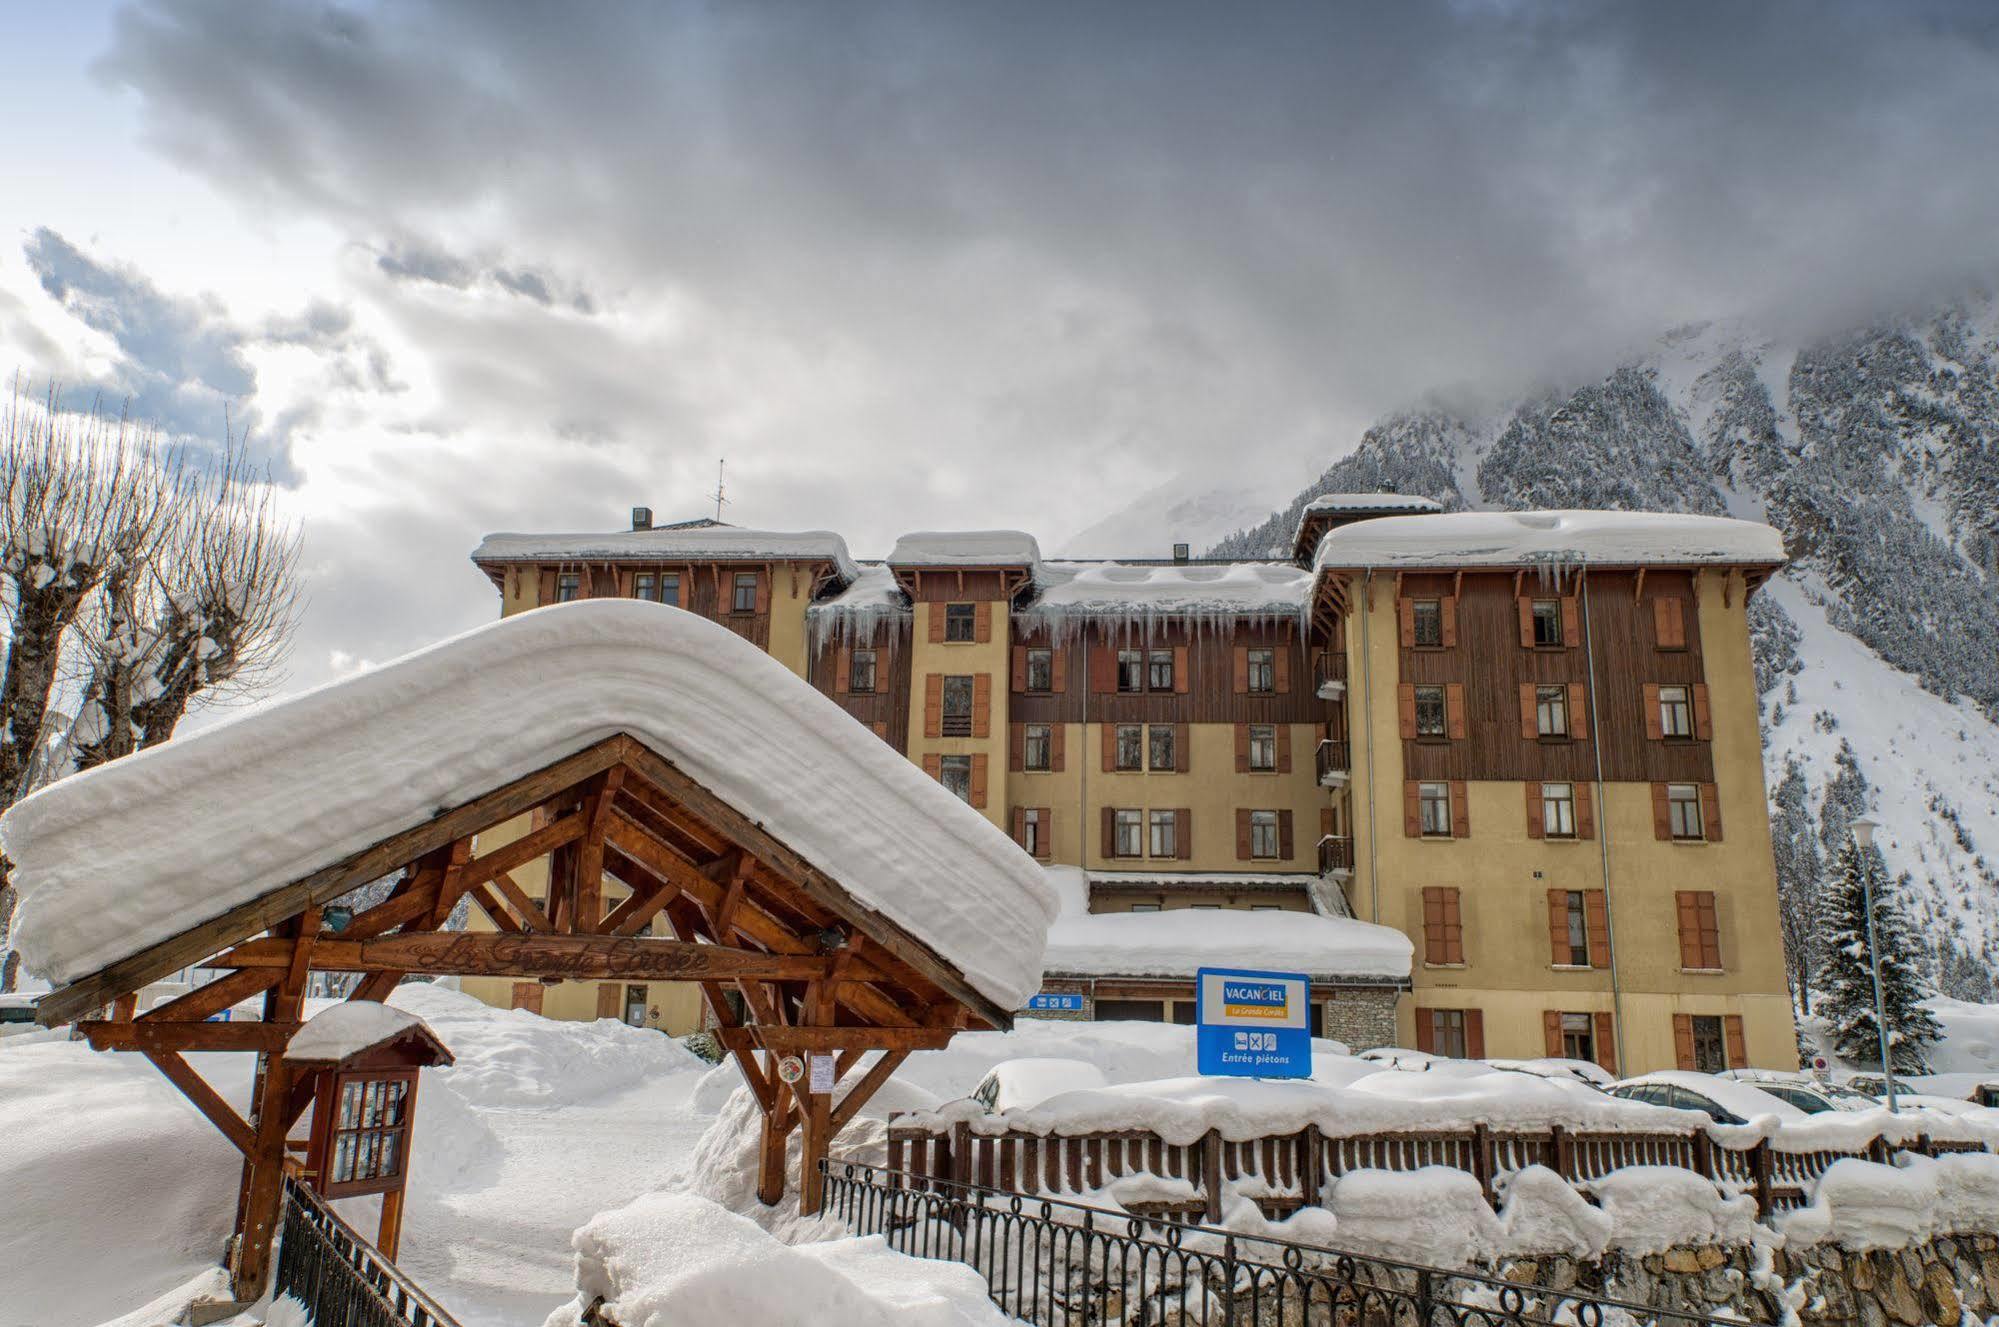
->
[274,1178,461,1327]
[824,1158,1735,1327]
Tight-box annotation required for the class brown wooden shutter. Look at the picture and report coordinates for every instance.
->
[1235,808,1253,860]
[1398,599,1416,647]
[1519,684,1539,740]
[1441,596,1458,648]
[1009,724,1025,772]
[1274,647,1291,694]
[923,674,943,739]
[1276,725,1292,774]
[1423,887,1463,966]
[1724,1015,1748,1068]
[835,648,851,693]
[1011,806,1027,846]
[511,981,544,1014]
[1234,723,1250,773]
[1676,891,1702,969]
[1692,684,1713,740]
[1700,782,1724,842]
[1101,723,1115,773]
[1091,644,1115,693]
[1102,806,1117,857]
[1463,1008,1486,1059]
[1414,1008,1436,1053]
[754,573,771,615]
[1051,649,1067,692]
[1278,809,1294,860]
[972,673,992,739]
[970,754,988,808]
[1576,783,1595,840]
[974,601,992,644]
[1321,806,1335,838]
[1518,597,1536,647]
[1642,684,1663,740]
[1543,1011,1563,1057]
[871,721,888,741]
[1232,646,1249,693]
[1651,783,1672,840]
[1654,597,1686,649]
[922,752,942,781]
[1584,891,1610,968]
[1699,892,1722,969]
[1525,782,1545,839]
[1174,723,1190,774]
[1450,781,1469,838]
[1567,682,1587,735]
[1673,1014,1697,1070]
[1175,808,1192,860]
[1446,683,1467,740]
[1593,1012,1617,1075]
[1561,596,1580,647]
[1035,808,1053,861]
[1546,890,1568,964]
[1398,684,1417,740]
[1011,645,1027,693]
[929,604,947,643]
[1050,724,1066,772]
[1403,782,1421,838]
[1173,645,1189,694]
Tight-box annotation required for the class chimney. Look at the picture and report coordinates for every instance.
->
[1172,542,1190,563]
[631,506,653,531]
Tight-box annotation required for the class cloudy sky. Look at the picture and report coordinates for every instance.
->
[4,1,1998,706]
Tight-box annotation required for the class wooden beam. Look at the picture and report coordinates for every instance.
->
[347,970,405,1003]
[831,1050,910,1133]
[425,840,475,928]
[717,1025,956,1054]
[81,1020,292,1053]
[461,814,585,895]
[466,883,525,933]
[601,874,681,937]
[145,1051,256,1155]
[220,932,837,982]
[137,967,278,1025]
[486,869,555,932]
[36,738,628,1027]
[573,768,625,931]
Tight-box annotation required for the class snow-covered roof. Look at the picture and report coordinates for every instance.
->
[1024,561,1310,620]
[885,530,1043,568]
[1041,867,1410,982]
[1313,510,1787,572]
[4,601,1058,1009]
[285,1001,447,1065]
[1300,492,1446,516]
[471,527,861,582]
[1086,870,1318,890]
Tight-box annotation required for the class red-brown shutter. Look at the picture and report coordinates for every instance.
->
[1446,683,1467,740]
[1576,783,1595,840]
[1673,1014,1697,1070]
[1035,808,1053,861]
[835,648,851,693]
[1699,892,1722,969]
[1520,684,1539,740]
[1584,891,1610,968]
[1274,647,1291,694]
[1174,723,1190,774]
[1525,782,1545,839]
[1593,1012,1617,1075]
[1175,808,1192,860]
[1567,682,1587,735]
[1173,645,1189,694]
[922,753,942,781]
[1276,725,1292,774]
[1232,646,1249,693]
[1692,684,1713,740]
[1700,782,1724,842]
[1423,887,1463,966]
[1652,783,1672,840]
[1518,598,1536,647]
[1414,1009,1436,1053]
[923,674,943,739]
[974,601,992,644]
[1676,891,1703,969]
[1235,809,1253,860]
[1561,596,1580,647]
[1052,649,1068,692]
[1101,723,1115,773]
[1403,782,1421,838]
[1050,724,1066,772]
[754,572,770,615]
[1278,809,1294,860]
[972,673,992,739]
[970,754,988,808]
[1234,723,1250,773]
[1724,1015,1748,1068]
[1441,596,1458,648]
[1102,806,1117,858]
[1321,806,1335,837]
[1464,1009,1486,1059]
[1011,645,1027,693]
[929,605,947,644]
[1091,644,1115,693]
[1398,684,1417,740]
[1450,781,1469,838]
[1398,599,1416,648]
[1009,724,1025,772]
[512,981,545,1014]
[871,721,888,741]
[1655,597,1686,649]
[1547,890,1569,964]
[1642,684,1663,740]
[1543,1011,1563,1057]
[1011,806,1027,846]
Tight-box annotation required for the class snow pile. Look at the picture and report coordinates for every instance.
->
[5,600,1058,1009]
[1026,561,1310,620]
[886,530,1042,568]
[1777,1153,1999,1250]
[1590,1167,1760,1254]
[1493,1166,1614,1258]
[1925,998,1999,1080]
[286,1000,433,1063]
[1314,510,1786,571]
[804,563,909,649]
[1041,866,1412,980]
[1327,1167,1500,1266]
[545,1192,1015,1327]
[1300,492,1446,515]
[471,527,861,583]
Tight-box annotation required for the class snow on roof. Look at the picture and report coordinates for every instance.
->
[1616,1071,1807,1122]
[1025,561,1310,620]
[803,563,909,649]
[1040,867,1409,982]
[1300,492,1446,516]
[285,1001,439,1064]
[4,601,1058,1008]
[471,527,861,582]
[885,530,1042,568]
[1313,509,1787,572]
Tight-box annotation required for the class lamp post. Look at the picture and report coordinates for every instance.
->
[1847,816,1898,1113]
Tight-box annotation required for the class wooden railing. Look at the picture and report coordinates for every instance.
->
[886,1119,1990,1222]
[1314,650,1348,695]
[1316,738,1351,784]
[1318,834,1354,874]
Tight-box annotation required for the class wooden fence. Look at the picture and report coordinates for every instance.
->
[885,1119,1990,1222]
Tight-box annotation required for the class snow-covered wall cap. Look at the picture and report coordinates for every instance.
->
[472,528,860,582]
[886,530,1043,569]
[4,601,1058,1009]
[285,1001,446,1065]
[1313,509,1787,573]
[1025,562,1310,617]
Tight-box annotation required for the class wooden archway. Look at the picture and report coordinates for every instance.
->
[34,733,1006,1300]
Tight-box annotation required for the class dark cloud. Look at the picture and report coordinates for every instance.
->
[375,239,581,310]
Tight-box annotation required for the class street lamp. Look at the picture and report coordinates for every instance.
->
[1847,816,1898,1113]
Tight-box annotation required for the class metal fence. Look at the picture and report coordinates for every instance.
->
[825,1158,1734,1327]
[274,1178,461,1327]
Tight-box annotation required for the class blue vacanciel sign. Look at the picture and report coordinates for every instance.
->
[1196,967,1310,1078]
[1025,992,1085,1013]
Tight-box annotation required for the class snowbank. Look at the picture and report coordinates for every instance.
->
[886,530,1042,568]
[1329,1167,1500,1266]
[471,527,861,583]
[286,1000,434,1063]
[1776,1152,1999,1250]
[544,1192,1013,1327]
[1314,509,1786,571]
[5,600,1058,1009]
[1590,1167,1760,1254]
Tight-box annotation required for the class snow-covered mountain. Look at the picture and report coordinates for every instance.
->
[1055,473,1291,560]
[1209,300,1999,1006]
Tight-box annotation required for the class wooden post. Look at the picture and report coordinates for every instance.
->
[799,1086,833,1216]
[1751,1139,1774,1220]
[1471,1123,1495,1208]
[1304,1125,1325,1208]
[951,1119,973,1188]
[230,1050,294,1298]
[1549,1123,1574,1180]
[757,1086,794,1206]
[377,1187,407,1260]
[1201,1128,1224,1223]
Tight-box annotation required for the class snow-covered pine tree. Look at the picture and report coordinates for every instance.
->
[1818,836,1945,1074]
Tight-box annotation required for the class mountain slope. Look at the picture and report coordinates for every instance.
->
[1210,301,1999,1004]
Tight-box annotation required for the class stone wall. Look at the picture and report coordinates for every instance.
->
[1319,986,1398,1051]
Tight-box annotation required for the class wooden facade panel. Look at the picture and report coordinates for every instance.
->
[807,620,914,754]
[1007,622,1328,726]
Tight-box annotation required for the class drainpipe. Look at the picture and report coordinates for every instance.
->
[1358,571,1382,923]
[1579,572,1628,1074]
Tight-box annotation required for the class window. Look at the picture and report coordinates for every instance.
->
[1149,649,1175,692]
[938,755,972,802]
[1249,809,1279,858]
[1113,808,1144,857]
[1413,686,1447,738]
[1247,724,1277,771]
[1023,724,1052,772]
[732,572,759,613]
[849,649,878,694]
[326,1075,411,1194]
[1532,599,1564,646]
[659,574,680,607]
[633,573,656,602]
[1562,891,1589,967]
[1117,649,1145,692]
[1690,1015,1726,1073]
[1542,782,1577,839]
[1428,1009,1469,1059]
[1419,783,1452,837]
[1021,808,1046,858]
[1658,685,1693,738]
[623,984,649,1028]
[1246,648,1275,693]
[1667,784,1704,840]
[1251,904,1282,912]
[1148,724,1176,772]
[1097,999,1164,1022]
[1128,903,1161,913]
[941,675,974,737]
[1422,886,1464,965]
[1115,723,1144,771]
[1536,685,1569,738]
[556,573,581,603]
[944,603,976,642]
[1677,890,1723,969]
[1411,599,1443,648]
[1148,809,1177,859]
[1560,1012,1595,1062]
[1026,648,1053,692]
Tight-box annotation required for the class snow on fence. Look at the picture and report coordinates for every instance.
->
[885,1119,1991,1222]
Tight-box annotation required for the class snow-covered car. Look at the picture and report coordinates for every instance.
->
[1486,1058,1614,1089]
[1718,1070,1879,1115]
[966,1058,1111,1113]
[1605,1072,1807,1125]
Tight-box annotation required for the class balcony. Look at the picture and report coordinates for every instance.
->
[1314,650,1347,700]
[1315,738,1351,787]
[1317,834,1354,877]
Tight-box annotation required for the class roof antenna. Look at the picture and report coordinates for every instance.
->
[709,459,729,523]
